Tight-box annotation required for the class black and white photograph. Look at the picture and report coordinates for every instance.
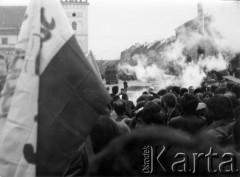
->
[0,0,239,176]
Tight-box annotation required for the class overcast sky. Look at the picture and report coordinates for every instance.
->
[0,0,230,60]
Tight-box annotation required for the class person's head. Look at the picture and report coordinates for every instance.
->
[231,85,240,99]
[196,92,203,102]
[180,88,188,97]
[121,93,128,101]
[141,101,164,125]
[206,94,234,121]
[112,95,120,102]
[157,89,167,97]
[148,87,154,93]
[203,92,213,103]
[181,93,199,114]
[188,86,194,93]
[152,98,161,107]
[224,91,239,109]
[106,87,110,92]
[148,95,155,101]
[136,94,149,103]
[161,93,177,110]
[87,126,225,176]
[113,99,127,116]
[136,100,147,111]
[214,87,228,95]
[112,86,119,95]
[194,87,203,95]
[210,85,218,93]
[171,86,180,96]
[90,116,120,154]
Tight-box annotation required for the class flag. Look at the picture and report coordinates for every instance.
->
[86,50,102,79]
[0,0,111,176]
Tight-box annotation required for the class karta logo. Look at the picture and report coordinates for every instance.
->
[142,145,239,175]
[142,146,153,174]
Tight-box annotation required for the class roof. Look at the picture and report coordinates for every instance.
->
[0,6,26,29]
[148,41,161,51]
[0,29,19,35]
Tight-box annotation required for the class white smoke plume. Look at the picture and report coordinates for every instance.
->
[181,63,206,88]
[198,54,228,72]
[119,2,239,90]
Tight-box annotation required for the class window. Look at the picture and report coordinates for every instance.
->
[1,38,8,45]
[72,22,77,30]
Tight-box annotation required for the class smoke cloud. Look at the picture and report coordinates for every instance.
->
[119,2,240,90]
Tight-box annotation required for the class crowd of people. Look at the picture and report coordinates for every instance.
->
[63,81,240,176]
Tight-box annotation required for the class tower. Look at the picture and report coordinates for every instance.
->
[61,0,89,54]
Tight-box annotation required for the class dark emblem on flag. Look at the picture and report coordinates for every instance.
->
[41,8,56,42]
[23,144,36,164]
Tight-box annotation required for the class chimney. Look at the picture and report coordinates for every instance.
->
[198,3,204,18]
[197,2,204,35]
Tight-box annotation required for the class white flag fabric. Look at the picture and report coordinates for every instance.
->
[0,0,73,176]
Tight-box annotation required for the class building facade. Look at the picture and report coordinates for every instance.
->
[61,0,89,54]
[0,0,89,61]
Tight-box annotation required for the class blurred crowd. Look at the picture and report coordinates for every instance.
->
[63,82,240,176]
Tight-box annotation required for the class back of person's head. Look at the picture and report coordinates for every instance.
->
[136,100,147,110]
[166,86,173,92]
[194,87,203,95]
[181,93,199,114]
[136,94,149,103]
[113,99,127,116]
[148,95,155,101]
[231,85,240,99]
[214,87,228,95]
[203,91,213,103]
[141,101,164,125]
[210,85,218,93]
[152,98,161,107]
[224,91,239,109]
[161,93,177,109]
[90,116,120,154]
[112,85,119,95]
[121,93,128,101]
[171,86,180,96]
[206,94,234,121]
[233,119,240,152]
[157,89,167,97]
[180,87,188,96]
[87,126,227,176]
[112,95,120,102]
